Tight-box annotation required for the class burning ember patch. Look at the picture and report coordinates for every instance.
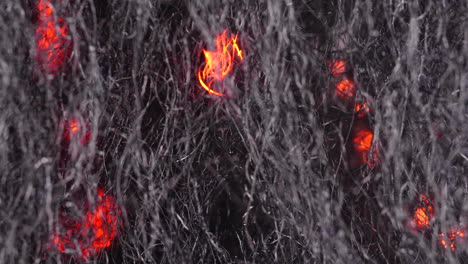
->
[354,102,370,118]
[336,78,355,100]
[197,30,244,97]
[439,226,465,252]
[62,118,91,145]
[49,188,121,260]
[35,0,71,75]
[410,194,434,230]
[352,128,379,168]
[328,60,346,76]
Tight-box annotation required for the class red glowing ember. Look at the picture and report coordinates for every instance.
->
[49,188,121,260]
[336,78,355,100]
[439,226,465,252]
[352,128,379,168]
[198,30,244,97]
[328,60,346,76]
[355,102,370,118]
[410,194,434,230]
[62,118,91,145]
[35,0,71,75]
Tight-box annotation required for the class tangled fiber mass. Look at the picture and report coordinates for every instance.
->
[0,0,467,263]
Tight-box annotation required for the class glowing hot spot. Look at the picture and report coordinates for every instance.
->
[198,30,244,97]
[439,227,465,252]
[62,119,91,145]
[411,194,434,230]
[328,60,346,76]
[352,128,379,168]
[336,78,355,100]
[69,120,79,134]
[49,188,121,260]
[37,0,54,17]
[355,102,370,118]
[35,0,71,75]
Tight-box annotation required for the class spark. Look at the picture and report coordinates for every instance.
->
[439,226,465,252]
[62,118,91,145]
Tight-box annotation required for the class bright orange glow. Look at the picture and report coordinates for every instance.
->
[355,102,370,118]
[63,119,91,145]
[69,120,79,134]
[197,30,244,97]
[353,129,373,152]
[336,78,355,100]
[37,0,54,17]
[414,207,431,228]
[35,0,71,74]
[411,195,434,230]
[439,227,465,252]
[49,188,121,260]
[352,128,379,168]
[328,60,346,76]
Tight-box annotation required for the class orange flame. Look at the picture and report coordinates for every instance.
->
[352,128,379,168]
[197,30,244,97]
[411,195,434,230]
[328,60,346,76]
[35,0,71,74]
[336,78,356,100]
[439,227,465,252]
[49,188,121,260]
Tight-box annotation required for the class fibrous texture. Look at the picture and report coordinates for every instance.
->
[0,0,467,263]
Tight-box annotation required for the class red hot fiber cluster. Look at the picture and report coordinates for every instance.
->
[198,30,244,97]
[33,1,120,261]
[328,59,380,169]
[49,188,121,260]
[35,0,71,75]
